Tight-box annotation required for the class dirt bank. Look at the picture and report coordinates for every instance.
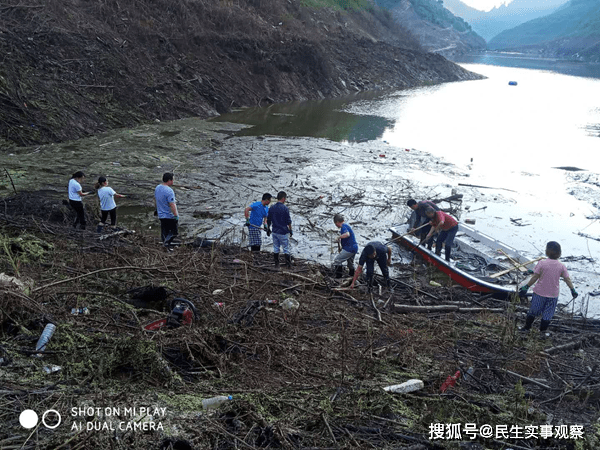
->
[1,199,600,449]
[0,0,482,149]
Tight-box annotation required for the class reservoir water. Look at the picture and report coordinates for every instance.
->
[214,54,600,312]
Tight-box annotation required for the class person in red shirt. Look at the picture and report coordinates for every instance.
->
[424,207,459,262]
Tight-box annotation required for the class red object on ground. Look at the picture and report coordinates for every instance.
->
[440,370,461,393]
[379,154,386,157]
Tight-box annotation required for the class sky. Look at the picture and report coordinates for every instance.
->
[459,0,513,11]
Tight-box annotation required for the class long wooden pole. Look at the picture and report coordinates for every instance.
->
[489,257,544,279]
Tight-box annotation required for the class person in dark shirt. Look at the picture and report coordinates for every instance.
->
[407,198,440,250]
[332,213,358,278]
[350,241,392,292]
[267,191,293,268]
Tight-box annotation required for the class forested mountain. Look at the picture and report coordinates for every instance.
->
[376,0,486,56]
[443,0,567,41]
[0,0,482,148]
[487,0,600,61]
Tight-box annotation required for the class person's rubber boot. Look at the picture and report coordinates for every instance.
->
[285,254,292,268]
[334,266,343,279]
[540,320,551,335]
[348,267,355,277]
[273,253,280,268]
[97,223,104,233]
[520,314,535,332]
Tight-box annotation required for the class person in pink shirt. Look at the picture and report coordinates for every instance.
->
[424,207,459,262]
[519,241,578,333]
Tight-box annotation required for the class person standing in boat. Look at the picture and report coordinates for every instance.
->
[68,171,91,230]
[407,199,440,250]
[423,207,459,262]
[350,242,392,292]
[519,241,578,333]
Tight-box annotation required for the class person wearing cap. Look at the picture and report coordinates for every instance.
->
[68,171,91,230]
[424,207,459,262]
[267,191,293,268]
[155,172,178,248]
[406,198,440,249]
[519,241,578,333]
[350,242,392,291]
[332,213,358,278]
[244,193,272,254]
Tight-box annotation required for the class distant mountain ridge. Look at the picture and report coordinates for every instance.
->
[443,0,568,41]
[487,0,600,62]
[375,0,486,56]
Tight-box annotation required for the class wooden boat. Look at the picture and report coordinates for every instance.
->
[389,222,538,299]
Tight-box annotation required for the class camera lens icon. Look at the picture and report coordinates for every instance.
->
[19,409,61,429]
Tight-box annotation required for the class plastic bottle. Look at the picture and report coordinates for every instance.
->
[265,299,278,304]
[383,379,424,394]
[71,307,90,315]
[213,302,224,308]
[440,370,461,393]
[35,324,56,352]
[281,298,299,311]
[463,367,475,382]
[202,395,232,410]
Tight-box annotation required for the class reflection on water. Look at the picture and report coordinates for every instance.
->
[211,92,395,143]
[450,53,600,79]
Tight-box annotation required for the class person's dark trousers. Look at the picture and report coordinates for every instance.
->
[365,252,390,287]
[435,225,459,261]
[250,245,260,252]
[101,208,117,226]
[69,200,86,229]
[160,218,178,244]
[419,224,434,249]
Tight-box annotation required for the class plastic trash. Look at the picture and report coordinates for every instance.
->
[265,299,278,304]
[281,298,299,311]
[383,379,424,394]
[429,280,442,287]
[464,218,476,225]
[212,289,225,295]
[43,365,61,374]
[202,395,232,410]
[213,302,224,308]
[464,367,475,382]
[440,370,461,393]
[71,307,90,315]
[35,324,56,352]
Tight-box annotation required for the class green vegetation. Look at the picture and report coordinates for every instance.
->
[301,0,373,10]
[376,0,472,32]
[488,0,600,59]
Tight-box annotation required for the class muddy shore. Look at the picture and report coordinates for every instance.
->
[1,120,600,449]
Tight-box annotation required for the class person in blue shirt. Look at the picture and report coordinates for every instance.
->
[267,191,293,268]
[244,193,272,254]
[68,171,91,230]
[154,173,179,248]
[332,214,358,278]
[95,176,126,232]
[350,241,392,292]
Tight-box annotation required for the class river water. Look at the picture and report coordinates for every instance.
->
[214,54,600,314]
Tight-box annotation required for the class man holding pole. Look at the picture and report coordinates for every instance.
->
[407,199,440,249]
[244,193,272,254]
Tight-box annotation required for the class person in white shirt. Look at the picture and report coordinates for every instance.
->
[95,176,126,232]
[68,171,90,229]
